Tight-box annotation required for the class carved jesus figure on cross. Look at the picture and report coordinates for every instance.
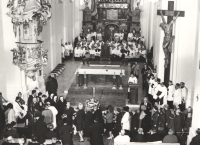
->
[159,10,180,68]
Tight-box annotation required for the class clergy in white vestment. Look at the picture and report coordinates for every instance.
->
[167,81,175,108]
[47,102,58,129]
[74,45,81,58]
[158,82,168,105]
[61,44,65,58]
[121,106,130,131]
[128,74,138,92]
[64,42,70,56]
[128,74,138,84]
[180,82,187,106]
[27,76,39,96]
[173,83,182,107]
[119,32,124,41]
[128,46,135,56]
[114,130,130,143]
[115,45,122,57]
[127,32,133,41]
[148,75,155,95]
[153,78,161,100]
[68,42,73,53]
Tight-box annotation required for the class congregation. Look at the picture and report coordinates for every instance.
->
[0,14,198,145]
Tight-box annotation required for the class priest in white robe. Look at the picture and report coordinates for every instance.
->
[167,81,175,108]
[158,82,167,105]
[173,83,182,108]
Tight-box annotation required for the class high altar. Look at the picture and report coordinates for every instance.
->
[82,0,141,40]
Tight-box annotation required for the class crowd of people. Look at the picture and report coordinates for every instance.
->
[61,28,147,63]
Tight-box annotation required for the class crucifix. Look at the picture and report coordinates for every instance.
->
[157,1,185,85]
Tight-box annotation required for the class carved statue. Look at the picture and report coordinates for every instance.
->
[159,10,180,68]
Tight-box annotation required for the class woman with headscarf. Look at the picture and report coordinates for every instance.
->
[57,96,66,121]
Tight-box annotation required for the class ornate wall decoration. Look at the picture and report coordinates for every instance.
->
[7,0,51,79]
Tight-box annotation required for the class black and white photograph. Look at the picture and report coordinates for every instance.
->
[0,0,199,145]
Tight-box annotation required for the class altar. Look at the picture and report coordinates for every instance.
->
[75,68,125,88]
[66,64,130,108]
[82,0,141,40]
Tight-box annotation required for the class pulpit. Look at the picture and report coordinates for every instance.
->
[7,0,51,94]
[129,84,139,104]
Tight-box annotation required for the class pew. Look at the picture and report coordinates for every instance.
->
[115,142,179,145]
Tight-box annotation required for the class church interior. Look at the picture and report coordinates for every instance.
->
[0,0,200,145]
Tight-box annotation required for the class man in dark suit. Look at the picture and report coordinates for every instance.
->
[140,97,152,114]
[33,112,47,144]
[140,97,152,133]
[141,64,150,90]
[151,106,159,129]
[46,74,58,97]
[174,109,183,140]
[90,117,104,145]
[190,128,200,145]
[59,118,73,145]
[63,101,75,126]
[130,109,139,141]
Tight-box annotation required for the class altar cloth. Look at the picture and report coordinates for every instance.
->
[75,69,125,76]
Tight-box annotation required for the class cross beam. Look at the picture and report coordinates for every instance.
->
[157,10,185,17]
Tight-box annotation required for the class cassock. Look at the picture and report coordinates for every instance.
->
[101,43,110,59]
[90,122,104,145]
